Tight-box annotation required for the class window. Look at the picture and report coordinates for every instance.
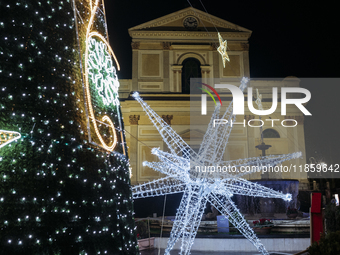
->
[181,58,201,93]
[262,129,280,138]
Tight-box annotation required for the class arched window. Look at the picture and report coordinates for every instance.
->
[181,58,201,93]
[262,129,280,138]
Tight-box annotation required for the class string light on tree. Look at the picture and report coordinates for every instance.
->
[0,0,137,253]
[132,77,301,255]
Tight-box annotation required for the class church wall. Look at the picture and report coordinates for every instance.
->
[120,7,308,190]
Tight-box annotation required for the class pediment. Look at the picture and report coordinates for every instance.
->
[129,7,251,34]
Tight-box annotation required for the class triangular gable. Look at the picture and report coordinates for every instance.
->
[129,7,251,34]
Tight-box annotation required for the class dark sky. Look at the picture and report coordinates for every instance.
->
[104,0,339,79]
[103,0,340,167]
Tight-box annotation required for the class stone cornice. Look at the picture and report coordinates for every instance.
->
[131,42,140,49]
[244,115,255,122]
[162,42,171,50]
[161,115,173,125]
[285,116,304,125]
[129,115,140,125]
[129,31,250,41]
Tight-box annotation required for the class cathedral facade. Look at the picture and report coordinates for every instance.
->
[118,7,308,189]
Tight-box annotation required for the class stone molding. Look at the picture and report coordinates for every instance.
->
[244,115,255,122]
[129,31,250,40]
[201,65,211,74]
[211,43,218,50]
[129,115,140,125]
[131,42,140,49]
[161,115,173,125]
[285,116,304,125]
[162,42,171,50]
[128,8,251,33]
[241,43,249,51]
[172,65,183,74]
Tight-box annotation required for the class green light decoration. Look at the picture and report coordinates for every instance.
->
[87,37,120,107]
[0,0,137,254]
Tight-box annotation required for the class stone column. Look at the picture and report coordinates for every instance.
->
[201,66,211,84]
[171,65,182,92]
[163,42,170,92]
[161,115,173,154]
[241,43,250,77]
[131,42,140,91]
[212,49,220,78]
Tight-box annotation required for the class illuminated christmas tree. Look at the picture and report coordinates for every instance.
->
[0,0,138,254]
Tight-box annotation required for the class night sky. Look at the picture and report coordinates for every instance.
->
[103,0,340,168]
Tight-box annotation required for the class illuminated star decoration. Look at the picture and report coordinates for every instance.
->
[132,77,301,255]
[88,37,120,107]
[0,130,21,149]
[217,32,230,68]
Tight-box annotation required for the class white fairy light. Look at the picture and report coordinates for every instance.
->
[132,77,300,255]
[87,37,120,107]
